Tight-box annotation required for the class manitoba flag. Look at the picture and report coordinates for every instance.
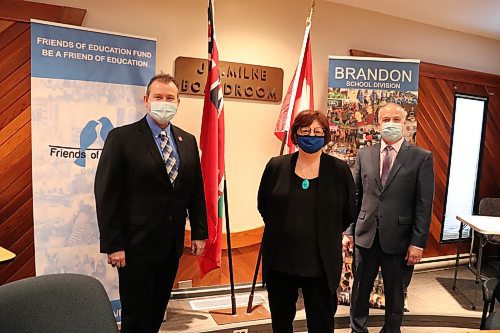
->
[274,22,314,152]
[199,0,225,276]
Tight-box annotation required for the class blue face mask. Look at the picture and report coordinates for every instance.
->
[297,136,325,154]
[380,121,403,142]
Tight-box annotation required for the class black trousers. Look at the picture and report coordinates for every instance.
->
[350,234,413,333]
[266,270,338,333]
[118,250,179,333]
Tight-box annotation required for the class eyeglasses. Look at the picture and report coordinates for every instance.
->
[297,127,326,136]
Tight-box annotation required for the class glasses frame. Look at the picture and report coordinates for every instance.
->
[297,126,327,137]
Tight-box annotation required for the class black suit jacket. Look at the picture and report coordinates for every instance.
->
[345,140,434,254]
[257,152,356,294]
[94,116,207,262]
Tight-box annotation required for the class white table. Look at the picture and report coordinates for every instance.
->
[453,215,500,309]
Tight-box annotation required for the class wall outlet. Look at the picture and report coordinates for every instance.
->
[177,280,193,289]
[233,329,248,333]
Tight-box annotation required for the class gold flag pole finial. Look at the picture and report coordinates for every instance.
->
[306,0,315,25]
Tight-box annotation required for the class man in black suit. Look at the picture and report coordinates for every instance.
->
[343,103,434,333]
[95,73,207,333]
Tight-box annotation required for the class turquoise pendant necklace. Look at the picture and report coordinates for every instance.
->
[299,164,310,190]
[298,159,318,190]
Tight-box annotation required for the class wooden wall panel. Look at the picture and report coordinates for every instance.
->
[480,85,500,199]
[0,0,86,286]
[0,0,86,26]
[0,17,33,285]
[350,49,500,257]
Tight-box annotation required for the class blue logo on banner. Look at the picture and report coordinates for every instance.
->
[74,117,114,167]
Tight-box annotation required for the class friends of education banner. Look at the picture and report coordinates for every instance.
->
[31,19,155,321]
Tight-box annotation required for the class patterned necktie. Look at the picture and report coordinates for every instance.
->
[159,130,178,184]
[381,145,393,188]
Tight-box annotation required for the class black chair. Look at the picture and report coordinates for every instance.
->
[0,273,119,333]
[471,198,500,282]
[481,277,500,329]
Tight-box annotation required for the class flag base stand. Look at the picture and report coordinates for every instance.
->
[209,305,270,325]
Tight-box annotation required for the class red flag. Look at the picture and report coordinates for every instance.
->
[274,21,314,152]
[199,0,225,276]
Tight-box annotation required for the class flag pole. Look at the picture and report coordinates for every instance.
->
[223,175,237,315]
[282,0,315,149]
[247,0,315,313]
[212,0,236,315]
[279,130,288,156]
[247,129,287,313]
[246,242,262,313]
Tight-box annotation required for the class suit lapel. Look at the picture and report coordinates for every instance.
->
[382,140,410,192]
[138,117,172,190]
[371,143,383,191]
[171,125,185,190]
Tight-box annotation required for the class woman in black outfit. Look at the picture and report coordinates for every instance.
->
[258,110,356,333]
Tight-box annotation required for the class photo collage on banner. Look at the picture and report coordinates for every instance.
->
[31,20,156,321]
[327,56,420,309]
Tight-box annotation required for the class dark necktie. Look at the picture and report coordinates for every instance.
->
[159,130,178,184]
[381,145,393,188]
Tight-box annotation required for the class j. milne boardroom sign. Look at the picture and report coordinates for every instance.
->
[174,56,283,102]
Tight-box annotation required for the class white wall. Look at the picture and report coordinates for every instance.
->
[31,0,500,232]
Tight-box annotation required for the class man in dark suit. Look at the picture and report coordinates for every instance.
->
[95,73,207,333]
[343,103,434,333]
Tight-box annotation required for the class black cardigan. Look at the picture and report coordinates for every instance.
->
[257,152,356,294]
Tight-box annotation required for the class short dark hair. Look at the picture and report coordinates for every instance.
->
[145,73,180,99]
[290,110,331,144]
